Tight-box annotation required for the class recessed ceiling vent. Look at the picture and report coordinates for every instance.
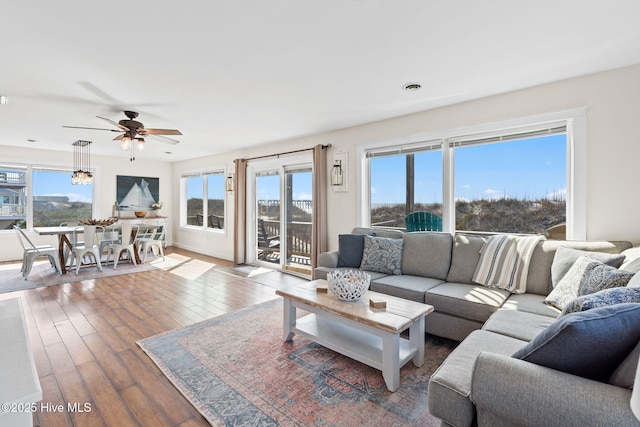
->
[403,83,422,91]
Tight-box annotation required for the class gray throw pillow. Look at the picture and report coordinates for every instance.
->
[545,256,633,310]
[337,234,365,268]
[360,235,403,275]
[512,303,640,382]
[562,287,640,315]
[550,246,625,287]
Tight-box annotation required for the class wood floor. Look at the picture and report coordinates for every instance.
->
[0,247,308,427]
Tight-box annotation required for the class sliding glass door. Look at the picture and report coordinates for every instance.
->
[283,166,312,274]
[249,155,313,276]
[255,171,281,264]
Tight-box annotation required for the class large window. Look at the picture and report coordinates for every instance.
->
[368,145,442,228]
[365,119,571,237]
[453,133,565,234]
[182,170,226,230]
[0,166,27,230]
[32,168,93,227]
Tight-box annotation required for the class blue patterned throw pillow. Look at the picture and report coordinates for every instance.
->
[360,235,403,275]
[545,256,633,310]
[562,287,640,315]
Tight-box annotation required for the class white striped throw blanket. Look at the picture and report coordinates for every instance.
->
[472,234,543,294]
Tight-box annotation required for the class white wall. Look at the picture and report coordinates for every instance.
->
[172,63,640,259]
[0,147,172,262]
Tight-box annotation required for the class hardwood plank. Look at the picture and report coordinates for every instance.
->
[77,361,138,426]
[118,349,198,425]
[55,367,106,427]
[37,374,73,427]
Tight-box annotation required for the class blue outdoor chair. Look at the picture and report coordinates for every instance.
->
[404,211,443,232]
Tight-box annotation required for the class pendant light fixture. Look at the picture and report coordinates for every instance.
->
[71,140,93,185]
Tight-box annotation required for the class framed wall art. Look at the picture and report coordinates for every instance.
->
[116,175,160,211]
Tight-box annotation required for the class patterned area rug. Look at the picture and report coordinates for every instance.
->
[0,253,185,294]
[138,299,456,426]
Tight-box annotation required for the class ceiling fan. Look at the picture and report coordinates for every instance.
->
[64,110,182,145]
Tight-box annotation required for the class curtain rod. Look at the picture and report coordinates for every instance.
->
[239,144,331,162]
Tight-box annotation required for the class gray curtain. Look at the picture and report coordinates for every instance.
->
[312,145,328,273]
[233,159,247,264]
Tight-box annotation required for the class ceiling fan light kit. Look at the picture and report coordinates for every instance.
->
[63,110,182,161]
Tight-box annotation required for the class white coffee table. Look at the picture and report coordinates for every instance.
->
[275,280,434,392]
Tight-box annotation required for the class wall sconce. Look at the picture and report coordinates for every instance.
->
[225,173,235,192]
[71,140,93,185]
[331,151,348,192]
[330,160,343,186]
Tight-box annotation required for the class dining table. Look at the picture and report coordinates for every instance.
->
[33,224,156,274]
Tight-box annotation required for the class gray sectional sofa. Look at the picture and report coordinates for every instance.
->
[314,227,640,427]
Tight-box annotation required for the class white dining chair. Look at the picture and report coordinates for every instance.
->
[110,223,138,269]
[68,226,104,274]
[137,226,165,262]
[59,221,82,265]
[98,228,120,265]
[13,225,62,280]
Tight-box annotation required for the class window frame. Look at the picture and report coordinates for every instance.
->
[0,163,99,231]
[180,167,229,233]
[358,108,587,239]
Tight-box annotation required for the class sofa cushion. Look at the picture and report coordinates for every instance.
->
[628,273,640,288]
[482,309,556,341]
[360,235,403,275]
[337,234,366,268]
[472,234,542,294]
[501,293,561,318]
[446,234,487,284]
[550,246,625,287]
[428,330,527,427]
[401,232,452,280]
[370,275,444,303]
[609,340,640,389]
[562,287,640,315]
[351,227,403,239]
[526,240,631,296]
[425,282,510,323]
[512,303,640,382]
[545,257,633,310]
[619,245,640,271]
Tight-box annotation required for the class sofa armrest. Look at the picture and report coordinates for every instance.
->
[318,251,339,268]
[471,352,636,427]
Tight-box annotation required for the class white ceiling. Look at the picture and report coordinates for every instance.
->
[2,1,640,162]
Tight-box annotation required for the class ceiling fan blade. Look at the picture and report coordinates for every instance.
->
[141,128,182,136]
[97,116,129,131]
[63,125,123,132]
[113,134,124,141]
[145,134,180,145]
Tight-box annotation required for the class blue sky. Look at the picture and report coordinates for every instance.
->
[33,170,93,203]
[371,134,566,204]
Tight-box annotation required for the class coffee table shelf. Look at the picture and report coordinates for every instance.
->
[294,312,417,372]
